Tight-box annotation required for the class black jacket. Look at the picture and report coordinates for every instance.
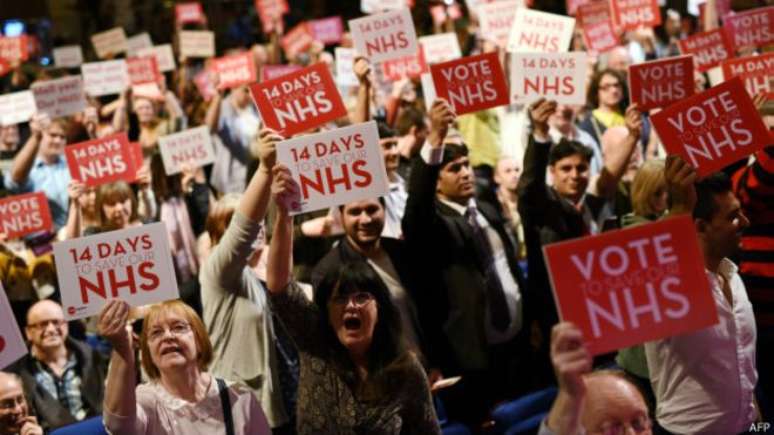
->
[8,337,108,431]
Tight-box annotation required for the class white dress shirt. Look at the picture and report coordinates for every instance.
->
[645,258,758,435]
[382,173,407,240]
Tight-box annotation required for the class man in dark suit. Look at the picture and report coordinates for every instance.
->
[402,99,533,427]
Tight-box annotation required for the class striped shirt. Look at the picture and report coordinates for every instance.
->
[33,352,87,421]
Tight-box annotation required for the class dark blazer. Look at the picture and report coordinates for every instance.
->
[401,154,529,374]
[9,337,108,431]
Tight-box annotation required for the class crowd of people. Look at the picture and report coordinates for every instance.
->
[0,0,772,434]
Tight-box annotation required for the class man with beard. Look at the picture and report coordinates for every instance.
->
[0,373,42,435]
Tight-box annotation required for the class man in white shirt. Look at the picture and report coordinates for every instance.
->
[645,156,757,435]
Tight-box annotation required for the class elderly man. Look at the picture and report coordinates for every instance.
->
[7,300,107,431]
[0,372,43,435]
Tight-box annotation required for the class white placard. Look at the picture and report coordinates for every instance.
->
[91,27,128,59]
[349,8,418,63]
[53,223,179,320]
[419,33,462,64]
[510,52,588,105]
[179,31,216,58]
[53,45,84,68]
[478,0,522,48]
[508,8,576,53]
[0,283,27,369]
[335,47,359,86]
[361,0,406,13]
[159,126,216,175]
[421,72,437,108]
[276,121,389,216]
[137,44,176,72]
[0,91,36,126]
[126,32,153,56]
[31,75,87,119]
[82,60,130,97]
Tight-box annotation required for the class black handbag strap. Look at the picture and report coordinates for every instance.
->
[216,378,236,435]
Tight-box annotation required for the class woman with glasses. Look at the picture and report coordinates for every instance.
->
[265,158,441,434]
[97,299,270,434]
[579,69,630,146]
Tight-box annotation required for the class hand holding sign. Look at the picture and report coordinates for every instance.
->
[29,113,51,138]
[428,98,456,147]
[272,164,303,215]
[257,128,282,173]
[353,57,372,86]
[97,299,133,356]
[664,155,697,216]
[624,104,643,139]
[528,98,557,141]
[550,322,592,399]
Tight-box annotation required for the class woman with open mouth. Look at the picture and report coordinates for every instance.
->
[265,157,441,434]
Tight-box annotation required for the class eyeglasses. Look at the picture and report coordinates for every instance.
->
[27,319,66,330]
[594,415,652,435]
[331,292,375,307]
[0,395,25,411]
[599,83,623,91]
[147,322,192,343]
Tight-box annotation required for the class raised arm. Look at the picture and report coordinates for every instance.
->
[9,113,48,186]
[516,99,557,209]
[266,164,298,293]
[203,73,224,134]
[545,322,591,435]
[592,104,642,197]
[63,180,85,240]
[112,89,131,133]
[664,154,697,217]
[351,57,372,124]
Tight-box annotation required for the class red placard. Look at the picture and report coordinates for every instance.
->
[0,192,53,240]
[677,28,735,73]
[628,55,694,111]
[382,50,428,81]
[193,69,217,101]
[175,2,206,25]
[213,52,257,90]
[126,56,161,85]
[567,0,593,15]
[722,53,774,100]
[65,133,137,187]
[308,17,344,45]
[651,77,770,177]
[544,216,718,356]
[255,0,289,33]
[430,52,509,115]
[249,62,347,137]
[0,36,28,64]
[281,23,315,60]
[723,7,774,50]
[0,59,10,77]
[610,0,661,31]
[261,64,302,82]
[579,1,619,53]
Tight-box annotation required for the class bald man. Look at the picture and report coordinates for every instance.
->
[6,300,107,431]
[0,372,42,435]
[540,322,652,435]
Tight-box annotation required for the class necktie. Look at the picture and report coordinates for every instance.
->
[465,207,511,331]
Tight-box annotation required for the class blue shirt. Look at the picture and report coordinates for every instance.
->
[4,156,71,228]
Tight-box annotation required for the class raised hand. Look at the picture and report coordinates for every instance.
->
[528,98,557,141]
[428,98,456,147]
[353,56,372,87]
[665,154,698,216]
[271,164,301,215]
[97,300,133,356]
[257,128,283,173]
[550,322,591,400]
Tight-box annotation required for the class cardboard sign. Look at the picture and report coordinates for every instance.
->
[419,33,462,64]
[159,126,216,175]
[53,45,84,68]
[175,2,206,25]
[193,69,217,101]
[213,52,257,90]
[508,9,576,53]
[137,45,176,73]
[651,77,770,177]
[567,0,593,15]
[309,17,344,45]
[82,60,130,97]
[544,216,717,356]
[677,29,735,73]
[31,75,87,119]
[430,52,509,115]
[126,56,161,85]
[179,30,215,58]
[430,4,463,25]
[250,62,347,136]
[132,82,164,101]
[335,48,359,86]
[610,0,661,31]
[65,133,137,187]
[0,36,28,64]
[0,192,53,240]
[91,27,128,59]
[126,33,153,57]
[261,64,302,82]
[578,1,619,53]
[53,222,178,320]
[361,0,406,13]
[0,284,27,369]
[382,51,428,81]
[477,0,520,49]
[629,55,694,111]
[276,121,389,215]
[349,8,418,63]
[722,53,774,99]
[723,7,774,50]
[255,0,289,32]
[421,72,437,108]
[510,52,587,105]
[281,23,316,60]
[0,90,36,126]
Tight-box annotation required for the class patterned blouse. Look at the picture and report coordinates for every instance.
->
[269,282,441,435]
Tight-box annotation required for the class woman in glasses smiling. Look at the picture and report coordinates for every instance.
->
[97,300,270,434]
[265,162,441,435]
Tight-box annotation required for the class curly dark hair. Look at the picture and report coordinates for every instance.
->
[586,68,628,113]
